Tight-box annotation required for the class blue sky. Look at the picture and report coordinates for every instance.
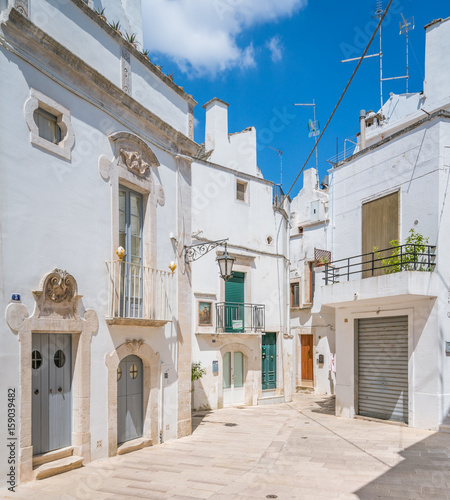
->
[142,1,449,197]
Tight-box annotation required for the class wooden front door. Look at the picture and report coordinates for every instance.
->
[262,332,276,390]
[301,335,314,381]
[32,333,72,455]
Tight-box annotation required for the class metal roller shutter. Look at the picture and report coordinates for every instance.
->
[358,316,408,423]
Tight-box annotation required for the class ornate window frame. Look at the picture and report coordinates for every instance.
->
[24,88,75,160]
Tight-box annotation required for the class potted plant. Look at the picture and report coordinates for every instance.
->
[141,48,150,60]
[109,20,121,36]
[125,32,139,49]
[95,7,106,22]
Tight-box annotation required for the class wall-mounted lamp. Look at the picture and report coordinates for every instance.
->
[184,238,234,281]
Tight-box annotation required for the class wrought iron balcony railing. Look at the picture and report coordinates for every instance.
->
[106,260,173,323]
[324,244,436,285]
[216,302,265,333]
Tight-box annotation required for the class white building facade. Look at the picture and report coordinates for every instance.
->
[289,168,335,395]
[1,0,196,487]
[190,99,292,410]
[316,16,450,430]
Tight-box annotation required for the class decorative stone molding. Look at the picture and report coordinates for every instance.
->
[99,132,165,206]
[5,270,97,483]
[105,340,160,457]
[121,48,131,95]
[24,88,75,161]
[14,0,29,17]
[120,149,151,176]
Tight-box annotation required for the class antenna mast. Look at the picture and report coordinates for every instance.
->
[400,13,415,93]
[375,0,384,117]
[268,146,283,188]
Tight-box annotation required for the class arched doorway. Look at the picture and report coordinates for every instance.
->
[223,350,245,405]
[117,354,144,444]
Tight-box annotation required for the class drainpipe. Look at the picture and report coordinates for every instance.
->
[359,109,366,150]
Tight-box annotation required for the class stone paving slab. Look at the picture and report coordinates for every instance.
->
[3,394,450,499]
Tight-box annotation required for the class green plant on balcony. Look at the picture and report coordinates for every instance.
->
[373,228,430,274]
[141,48,150,60]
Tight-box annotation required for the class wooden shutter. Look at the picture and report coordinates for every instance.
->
[225,272,245,304]
[362,191,399,277]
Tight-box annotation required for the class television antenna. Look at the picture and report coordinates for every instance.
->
[293,99,319,170]
[268,146,283,188]
[399,13,415,93]
[341,2,413,120]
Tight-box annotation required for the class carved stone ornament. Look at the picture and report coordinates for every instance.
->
[125,339,145,353]
[44,269,76,303]
[120,149,151,176]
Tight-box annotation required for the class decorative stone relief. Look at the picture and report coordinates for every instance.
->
[125,339,145,353]
[14,0,29,17]
[119,149,150,176]
[44,269,76,303]
[121,48,131,95]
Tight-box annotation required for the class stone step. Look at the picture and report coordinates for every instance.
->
[117,437,152,455]
[296,386,315,394]
[33,455,83,480]
[33,446,74,468]
[439,424,450,434]
[257,395,285,405]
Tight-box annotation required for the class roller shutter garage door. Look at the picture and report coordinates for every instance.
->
[358,316,408,423]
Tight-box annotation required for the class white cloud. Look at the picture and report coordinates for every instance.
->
[266,35,283,62]
[141,0,307,77]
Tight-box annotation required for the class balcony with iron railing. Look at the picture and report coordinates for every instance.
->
[319,244,438,307]
[106,260,173,325]
[216,302,265,334]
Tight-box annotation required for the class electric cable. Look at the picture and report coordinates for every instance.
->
[285,0,394,199]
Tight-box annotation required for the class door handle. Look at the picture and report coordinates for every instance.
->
[58,387,62,393]
[34,389,39,395]
[49,389,53,394]
[271,356,273,359]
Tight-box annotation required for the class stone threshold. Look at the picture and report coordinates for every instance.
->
[117,437,152,455]
[33,447,83,480]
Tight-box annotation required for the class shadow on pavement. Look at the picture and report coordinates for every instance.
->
[355,431,450,499]
[310,396,335,415]
[191,410,212,433]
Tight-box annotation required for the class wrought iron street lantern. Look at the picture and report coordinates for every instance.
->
[216,243,235,282]
[184,238,234,281]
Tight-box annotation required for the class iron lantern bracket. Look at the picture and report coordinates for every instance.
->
[184,238,229,264]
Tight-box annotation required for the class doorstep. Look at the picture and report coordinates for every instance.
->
[117,437,152,455]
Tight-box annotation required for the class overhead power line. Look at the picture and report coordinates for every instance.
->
[285,0,394,199]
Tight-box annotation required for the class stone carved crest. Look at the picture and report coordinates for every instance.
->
[125,339,145,353]
[120,149,150,176]
[44,269,76,303]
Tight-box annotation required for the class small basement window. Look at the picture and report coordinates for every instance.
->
[298,226,303,235]
[236,180,247,202]
[34,108,62,144]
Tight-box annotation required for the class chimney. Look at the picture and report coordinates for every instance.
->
[203,98,229,152]
[359,109,366,150]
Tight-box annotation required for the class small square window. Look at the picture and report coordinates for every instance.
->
[34,108,62,144]
[236,180,247,202]
[298,226,303,235]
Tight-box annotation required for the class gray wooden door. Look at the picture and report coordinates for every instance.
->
[117,355,143,444]
[32,333,72,455]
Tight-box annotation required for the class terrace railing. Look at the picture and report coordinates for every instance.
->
[324,244,436,285]
[216,302,265,333]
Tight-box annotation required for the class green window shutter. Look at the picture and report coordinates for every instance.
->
[225,272,245,304]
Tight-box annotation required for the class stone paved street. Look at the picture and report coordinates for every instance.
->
[4,394,450,500]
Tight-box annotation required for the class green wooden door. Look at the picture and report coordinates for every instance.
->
[225,272,245,332]
[262,332,276,390]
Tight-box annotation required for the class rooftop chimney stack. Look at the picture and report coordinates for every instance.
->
[359,109,366,150]
[203,98,229,152]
